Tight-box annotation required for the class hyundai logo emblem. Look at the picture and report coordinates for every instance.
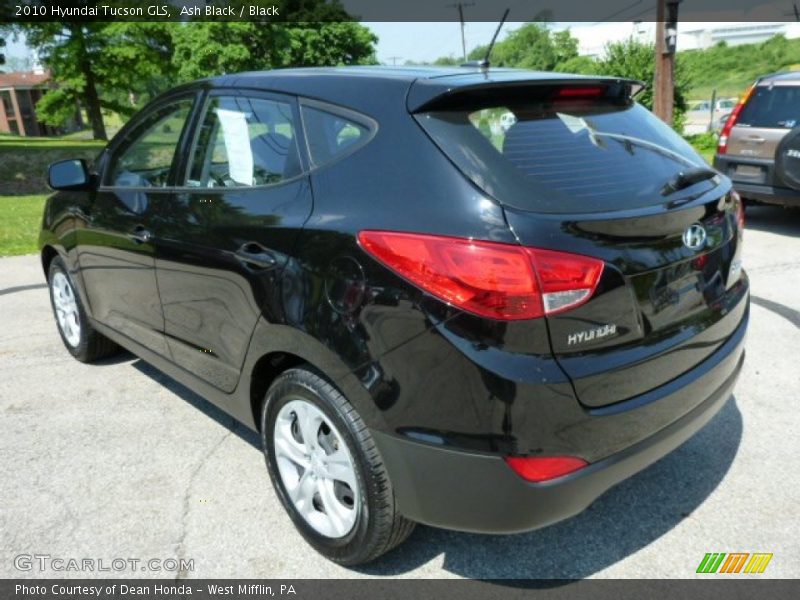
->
[682,223,707,251]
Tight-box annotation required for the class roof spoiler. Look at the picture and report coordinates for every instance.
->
[407,76,645,113]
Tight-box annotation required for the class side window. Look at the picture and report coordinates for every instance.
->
[186,95,301,188]
[108,99,194,187]
[301,105,373,167]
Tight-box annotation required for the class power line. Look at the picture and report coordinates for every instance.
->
[593,0,644,25]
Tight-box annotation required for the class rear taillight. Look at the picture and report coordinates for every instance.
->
[718,85,755,155]
[505,455,589,482]
[733,190,745,235]
[357,231,604,321]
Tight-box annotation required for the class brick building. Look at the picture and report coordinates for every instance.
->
[0,71,60,136]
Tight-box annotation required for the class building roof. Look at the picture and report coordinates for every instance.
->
[0,71,51,90]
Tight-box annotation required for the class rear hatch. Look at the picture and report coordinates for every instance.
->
[716,80,800,185]
[413,76,747,408]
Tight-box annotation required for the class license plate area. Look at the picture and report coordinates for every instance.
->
[734,164,766,182]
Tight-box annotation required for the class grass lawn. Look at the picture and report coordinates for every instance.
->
[0,194,47,256]
[0,134,104,257]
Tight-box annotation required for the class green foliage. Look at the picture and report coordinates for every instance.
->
[3,1,378,140]
[467,23,578,71]
[171,2,377,81]
[433,56,461,66]
[680,34,800,100]
[1,22,176,138]
[685,131,718,164]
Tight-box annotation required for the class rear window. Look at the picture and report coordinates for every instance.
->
[416,95,712,214]
[738,85,800,129]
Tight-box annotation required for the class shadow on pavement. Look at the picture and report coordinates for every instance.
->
[744,204,800,236]
[131,357,741,582]
[360,398,742,581]
[132,359,261,449]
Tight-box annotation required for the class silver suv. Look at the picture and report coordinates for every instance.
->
[714,71,800,207]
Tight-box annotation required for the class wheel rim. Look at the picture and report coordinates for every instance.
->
[51,271,81,348]
[273,399,360,538]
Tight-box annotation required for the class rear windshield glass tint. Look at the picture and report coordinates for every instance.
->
[738,85,800,128]
[416,99,712,214]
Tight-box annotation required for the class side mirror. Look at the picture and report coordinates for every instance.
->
[48,159,92,191]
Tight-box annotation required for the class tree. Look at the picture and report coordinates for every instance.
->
[1,22,175,139]
[171,1,377,82]
[462,23,578,71]
[172,20,376,82]
[595,37,691,130]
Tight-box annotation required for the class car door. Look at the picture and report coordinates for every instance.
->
[149,89,313,392]
[78,94,199,357]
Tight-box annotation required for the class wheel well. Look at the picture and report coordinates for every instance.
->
[250,352,306,431]
[41,245,58,278]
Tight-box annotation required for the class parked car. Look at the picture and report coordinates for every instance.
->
[714,71,800,206]
[41,67,748,565]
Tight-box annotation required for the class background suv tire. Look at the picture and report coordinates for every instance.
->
[260,367,415,565]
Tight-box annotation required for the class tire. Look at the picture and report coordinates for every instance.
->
[261,367,415,565]
[47,256,119,363]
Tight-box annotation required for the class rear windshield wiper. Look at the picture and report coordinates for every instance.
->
[660,167,720,196]
[557,113,702,169]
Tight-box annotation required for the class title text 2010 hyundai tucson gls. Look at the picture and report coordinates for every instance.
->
[40,67,748,565]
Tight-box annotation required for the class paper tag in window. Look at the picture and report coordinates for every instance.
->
[215,108,253,185]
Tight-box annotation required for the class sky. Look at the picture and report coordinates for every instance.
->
[2,21,786,67]
[364,21,780,65]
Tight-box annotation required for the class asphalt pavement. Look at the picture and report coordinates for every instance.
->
[1,205,798,579]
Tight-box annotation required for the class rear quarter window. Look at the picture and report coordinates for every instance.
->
[300,103,375,168]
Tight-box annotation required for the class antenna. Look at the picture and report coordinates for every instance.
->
[461,8,509,70]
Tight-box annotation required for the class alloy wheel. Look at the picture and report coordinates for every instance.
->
[51,272,81,348]
[273,399,359,538]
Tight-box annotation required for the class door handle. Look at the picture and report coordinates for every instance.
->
[129,225,153,244]
[744,136,766,144]
[235,242,278,270]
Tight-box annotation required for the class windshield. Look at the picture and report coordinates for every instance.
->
[416,99,713,214]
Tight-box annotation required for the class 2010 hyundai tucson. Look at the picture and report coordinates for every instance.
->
[40,67,748,565]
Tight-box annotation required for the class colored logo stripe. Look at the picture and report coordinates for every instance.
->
[719,553,749,573]
[744,553,773,574]
[697,552,773,574]
[697,553,726,573]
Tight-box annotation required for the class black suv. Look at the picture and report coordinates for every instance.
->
[41,67,748,565]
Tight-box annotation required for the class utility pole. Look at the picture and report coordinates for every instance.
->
[653,0,681,126]
[386,56,403,66]
[447,2,475,62]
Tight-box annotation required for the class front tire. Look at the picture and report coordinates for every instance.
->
[47,256,119,363]
[261,367,415,565]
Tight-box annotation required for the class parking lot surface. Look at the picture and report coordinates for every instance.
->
[1,205,799,579]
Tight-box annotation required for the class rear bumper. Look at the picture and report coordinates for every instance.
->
[374,311,747,534]
[713,154,800,207]
[732,182,800,207]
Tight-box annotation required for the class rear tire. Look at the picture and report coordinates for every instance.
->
[47,256,119,363]
[261,367,415,565]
